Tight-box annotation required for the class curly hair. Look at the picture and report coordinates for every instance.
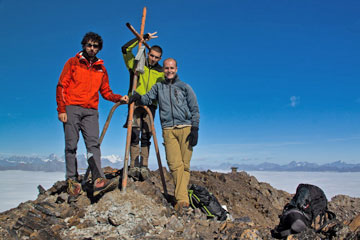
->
[81,32,103,50]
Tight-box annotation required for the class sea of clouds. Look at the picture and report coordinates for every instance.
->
[1,170,359,213]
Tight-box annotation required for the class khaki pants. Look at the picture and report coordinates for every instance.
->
[162,126,192,204]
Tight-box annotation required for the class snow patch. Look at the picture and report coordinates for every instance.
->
[102,155,122,163]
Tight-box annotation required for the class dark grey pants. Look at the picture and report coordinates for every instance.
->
[64,105,105,180]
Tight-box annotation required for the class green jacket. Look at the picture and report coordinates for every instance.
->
[122,38,164,104]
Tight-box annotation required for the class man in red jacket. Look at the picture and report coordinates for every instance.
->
[56,32,128,202]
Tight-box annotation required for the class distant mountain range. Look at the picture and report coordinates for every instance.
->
[0,154,122,172]
[0,154,359,172]
[192,160,360,172]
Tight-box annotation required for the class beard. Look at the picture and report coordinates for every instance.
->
[82,49,97,62]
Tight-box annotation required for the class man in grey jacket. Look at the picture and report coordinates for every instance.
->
[129,58,200,211]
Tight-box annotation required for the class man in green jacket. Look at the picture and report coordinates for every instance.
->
[122,32,164,180]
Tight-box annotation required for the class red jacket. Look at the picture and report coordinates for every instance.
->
[56,52,122,113]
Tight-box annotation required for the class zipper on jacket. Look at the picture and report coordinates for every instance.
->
[169,84,175,126]
[85,59,92,101]
[146,67,151,92]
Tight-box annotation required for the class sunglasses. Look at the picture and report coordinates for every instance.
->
[86,43,99,49]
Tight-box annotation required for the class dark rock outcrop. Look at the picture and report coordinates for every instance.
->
[0,168,359,239]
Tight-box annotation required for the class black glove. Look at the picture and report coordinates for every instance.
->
[186,126,199,147]
[128,92,141,105]
[143,33,150,41]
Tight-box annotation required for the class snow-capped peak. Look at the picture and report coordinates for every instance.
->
[101,155,122,163]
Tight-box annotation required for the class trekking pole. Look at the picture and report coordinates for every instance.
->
[141,106,168,195]
[82,101,125,185]
[121,6,147,192]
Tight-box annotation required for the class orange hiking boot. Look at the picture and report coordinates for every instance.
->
[93,178,117,197]
[67,178,83,203]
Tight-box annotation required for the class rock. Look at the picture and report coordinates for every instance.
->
[37,185,46,195]
[0,167,359,239]
[166,215,184,232]
[349,214,360,232]
[240,229,262,239]
[108,214,124,226]
[48,180,67,195]
[183,223,197,239]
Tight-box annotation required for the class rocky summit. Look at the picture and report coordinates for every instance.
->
[0,167,359,240]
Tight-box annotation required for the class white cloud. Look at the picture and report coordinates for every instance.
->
[289,96,300,107]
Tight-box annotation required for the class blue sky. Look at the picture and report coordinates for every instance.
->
[1,0,360,166]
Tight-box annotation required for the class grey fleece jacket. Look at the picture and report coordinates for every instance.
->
[139,75,200,129]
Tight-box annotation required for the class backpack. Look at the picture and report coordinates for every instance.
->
[188,184,228,221]
[271,183,336,239]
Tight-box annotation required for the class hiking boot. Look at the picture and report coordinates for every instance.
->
[174,202,192,216]
[128,167,140,180]
[67,178,83,203]
[140,166,150,181]
[174,201,190,212]
[93,178,117,197]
